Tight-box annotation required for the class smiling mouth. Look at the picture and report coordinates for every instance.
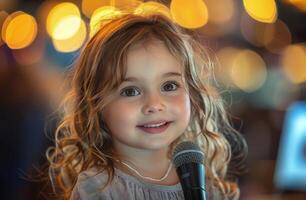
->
[137,122,172,134]
[140,121,167,128]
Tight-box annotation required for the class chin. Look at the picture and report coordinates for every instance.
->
[141,138,174,150]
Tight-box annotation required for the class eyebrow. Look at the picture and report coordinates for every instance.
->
[123,72,182,82]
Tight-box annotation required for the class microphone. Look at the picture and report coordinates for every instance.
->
[172,141,206,200]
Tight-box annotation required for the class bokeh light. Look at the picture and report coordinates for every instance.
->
[89,6,122,37]
[82,0,110,18]
[134,1,171,18]
[243,0,277,23]
[205,0,234,25]
[197,0,237,38]
[241,12,275,47]
[284,0,306,12]
[46,2,81,39]
[2,11,37,49]
[170,0,208,28]
[281,44,306,84]
[36,0,60,34]
[231,49,267,92]
[52,19,87,53]
[241,12,292,52]
[216,47,241,88]
[217,47,268,92]
[52,16,82,40]
[110,0,142,11]
[265,20,292,54]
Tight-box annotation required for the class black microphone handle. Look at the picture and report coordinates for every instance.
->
[176,162,206,200]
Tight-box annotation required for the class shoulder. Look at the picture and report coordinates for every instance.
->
[71,168,111,200]
[77,168,110,189]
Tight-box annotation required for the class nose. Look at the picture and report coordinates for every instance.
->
[142,93,166,115]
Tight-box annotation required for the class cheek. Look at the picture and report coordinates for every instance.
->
[170,93,191,120]
[103,101,137,129]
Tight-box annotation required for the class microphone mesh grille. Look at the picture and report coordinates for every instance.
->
[172,141,204,168]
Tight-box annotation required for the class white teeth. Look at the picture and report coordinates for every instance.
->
[143,122,167,128]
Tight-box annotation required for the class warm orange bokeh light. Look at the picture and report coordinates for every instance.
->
[205,0,235,25]
[52,19,87,52]
[243,0,277,23]
[231,49,267,92]
[53,16,82,40]
[89,6,122,37]
[216,47,241,87]
[281,44,306,84]
[82,0,110,18]
[265,20,292,54]
[3,11,37,49]
[284,0,306,12]
[46,2,81,39]
[134,1,171,18]
[170,0,208,28]
[241,12,275,47]
[110,0,142,11]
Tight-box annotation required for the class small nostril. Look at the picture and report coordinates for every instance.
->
[143,104,165,114]
[142,94,166,114]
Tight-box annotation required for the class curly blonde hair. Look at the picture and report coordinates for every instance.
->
[47,13,247,199]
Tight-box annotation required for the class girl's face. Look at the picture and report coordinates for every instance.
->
[103,40,191,154]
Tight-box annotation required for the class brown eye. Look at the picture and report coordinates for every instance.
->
[120,87,141,97]
[162,81,179,91]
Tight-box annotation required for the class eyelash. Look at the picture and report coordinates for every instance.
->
[120,81,180,97]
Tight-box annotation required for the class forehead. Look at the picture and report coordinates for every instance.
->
[126,39,183,77]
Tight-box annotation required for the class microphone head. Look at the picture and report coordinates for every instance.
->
[172,141,204,168]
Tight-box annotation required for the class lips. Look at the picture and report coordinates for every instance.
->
[137,121,172,134]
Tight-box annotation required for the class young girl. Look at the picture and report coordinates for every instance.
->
[47,13,247,200]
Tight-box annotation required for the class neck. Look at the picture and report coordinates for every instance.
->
[113,142,179,185]
[116,146,170,172]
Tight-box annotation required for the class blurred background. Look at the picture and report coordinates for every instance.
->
[1,0,306,199]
